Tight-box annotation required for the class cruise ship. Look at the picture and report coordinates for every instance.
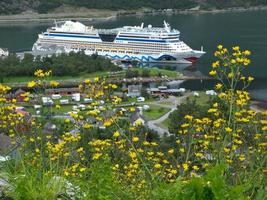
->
[32,20,205,64]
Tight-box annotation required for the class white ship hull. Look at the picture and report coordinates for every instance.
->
[33,44,205,64]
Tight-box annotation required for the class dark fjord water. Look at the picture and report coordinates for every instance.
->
[0,10,267,100]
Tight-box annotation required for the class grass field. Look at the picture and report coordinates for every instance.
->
[133,67,181,78]
[185,91,211,106]
[143,104,170,121]
[24,104,74,115]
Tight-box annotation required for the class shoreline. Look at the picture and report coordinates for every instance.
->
[0,5,267,25]
[250,100,267,112]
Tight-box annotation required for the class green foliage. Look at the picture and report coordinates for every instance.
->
[2,0,267,15]
[168,97,208,134]
[206,0,267,8]
[2,158,251,199]
[125,69,139,78]
[0,0,196,14]
[150,178,183,200]
[0,52,120,78]
[87,157,117,199]
[3,164,65,200]
[36,0,61,13]
[150,165,248,200]
[141,68,150,77]
[141,86,150,99]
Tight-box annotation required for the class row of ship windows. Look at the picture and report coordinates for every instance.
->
[41,38,179,48]
[69,45,177,53]
[73,46,174,53]
[48,32,180,40]
[72,48,176,54]
[42,41,181,54]
[40,39,175,50]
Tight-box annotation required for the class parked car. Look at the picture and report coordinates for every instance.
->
[84,98,93,103]
[60,99,69,105]
[51,94,61,100]
[137,97,145,102]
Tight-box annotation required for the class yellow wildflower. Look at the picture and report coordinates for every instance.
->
[154,163,162,169]
[225,127,232,134]
[239,154,245,161]
[233,46,240,51]
[212,61,220,68]
[84,79,90,84]
[217,44,223,50]
[27,81,36,88]
[248,76,254,82]
[230,59,236,64]
[55,104,61,109]
[215,83,223,90]
[228,72,234,78]
[182,163,189,171]
[168,149,174,154]
[113,131,120,137]
[184,115,193,121]
[65,119,71,124]
[132,136,139,142]
[50,80,59,87]
[92,153,102,160]
[209,70,217,76]
[243,50,251,56]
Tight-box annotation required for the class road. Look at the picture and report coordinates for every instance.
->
[146,94,191,137]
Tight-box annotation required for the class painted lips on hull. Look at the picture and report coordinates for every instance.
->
[183,50,206,63]
[184,57,199,63]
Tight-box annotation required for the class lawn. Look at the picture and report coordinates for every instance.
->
[134,67,181,78]
[185,91,211,106]
[25,104,74,115]
[143,104,171,121]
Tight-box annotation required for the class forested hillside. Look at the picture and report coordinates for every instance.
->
[0,0,267,15]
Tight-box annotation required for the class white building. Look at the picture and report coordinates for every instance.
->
[72,93,81,102]
[127,85,142,97]
[0,48,9,57]
[206,90,217,96]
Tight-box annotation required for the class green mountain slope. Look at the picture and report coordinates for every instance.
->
[1,0,267,15]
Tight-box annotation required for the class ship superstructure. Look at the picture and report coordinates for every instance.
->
[33,20,205,63]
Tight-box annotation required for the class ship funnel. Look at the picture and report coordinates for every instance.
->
[141,22,144,29]
[201,46,204,51]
